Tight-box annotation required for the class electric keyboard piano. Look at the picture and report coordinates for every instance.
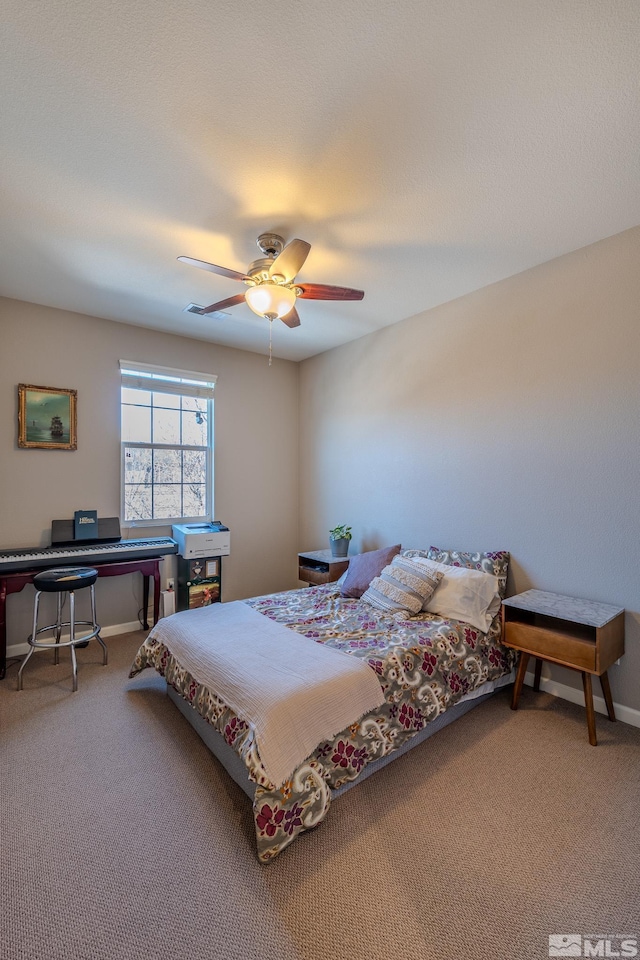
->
[0,537,178,574]
[0,537,178,679]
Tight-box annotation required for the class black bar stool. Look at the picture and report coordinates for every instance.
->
[17,567,107,692]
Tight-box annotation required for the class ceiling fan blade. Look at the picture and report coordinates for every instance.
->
[280,306,301,328]
[268,239,311,282]
[200,293,246,315]
[296,283,364,301]
[178,256,248,283]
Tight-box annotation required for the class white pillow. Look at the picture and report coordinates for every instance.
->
[408,556,501,633]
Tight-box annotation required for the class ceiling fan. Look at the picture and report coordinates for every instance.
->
[178,233,364,329]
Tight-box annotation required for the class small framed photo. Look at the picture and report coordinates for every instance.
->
[18,384,77,450]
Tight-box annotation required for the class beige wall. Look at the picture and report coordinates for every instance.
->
[4,226,640,713]
[0,298,299,644]
[299,225,640,712]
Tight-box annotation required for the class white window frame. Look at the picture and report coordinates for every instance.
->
[119,360,216,527]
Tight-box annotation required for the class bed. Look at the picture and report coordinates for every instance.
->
[129,547,515,861]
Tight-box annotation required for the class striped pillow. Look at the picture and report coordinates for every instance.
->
[361,555,443,619]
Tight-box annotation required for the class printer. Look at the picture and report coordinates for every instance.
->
[171,521,230,559]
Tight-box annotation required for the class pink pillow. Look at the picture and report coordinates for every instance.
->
[340,544,402,599]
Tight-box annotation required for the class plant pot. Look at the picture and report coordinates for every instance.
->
[330,538,350,558]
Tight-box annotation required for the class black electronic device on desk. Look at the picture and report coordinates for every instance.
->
[0,516,178,573]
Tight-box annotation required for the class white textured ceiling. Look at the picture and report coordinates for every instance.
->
[1,1,639,361]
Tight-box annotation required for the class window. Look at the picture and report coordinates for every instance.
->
[120,361,216,524]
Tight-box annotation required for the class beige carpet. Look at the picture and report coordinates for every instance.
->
[1,630,639,960]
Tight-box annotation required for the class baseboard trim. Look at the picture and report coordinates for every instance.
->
[524,670,640,730]
[6,617,149,660]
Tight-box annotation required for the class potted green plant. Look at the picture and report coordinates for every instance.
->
[329,524,352,558]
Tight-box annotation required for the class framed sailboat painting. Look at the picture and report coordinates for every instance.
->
[18,384,77,450]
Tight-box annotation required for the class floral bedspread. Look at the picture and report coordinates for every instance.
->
[129,583,515,862]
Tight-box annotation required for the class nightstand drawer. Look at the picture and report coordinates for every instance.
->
[298,564,331,585]
[504,621,596,671]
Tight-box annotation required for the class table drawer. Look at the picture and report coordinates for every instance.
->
[298,565,330,585]
[504,621,596,671]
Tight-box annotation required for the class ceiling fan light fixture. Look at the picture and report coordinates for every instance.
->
[245,282,296,320]
[180,233,364,327]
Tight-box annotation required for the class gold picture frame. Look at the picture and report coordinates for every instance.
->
[18,384,77,450]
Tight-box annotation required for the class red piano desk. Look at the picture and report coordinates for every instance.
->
[0,556,163,680]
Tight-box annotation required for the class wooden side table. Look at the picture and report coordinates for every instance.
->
[298,549,350,586]
[502,589,625,746]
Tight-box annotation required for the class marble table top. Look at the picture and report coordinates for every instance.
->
[298,549,353,564]
[502,589,624,628]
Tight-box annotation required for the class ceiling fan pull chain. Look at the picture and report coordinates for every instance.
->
[269,318,273,366]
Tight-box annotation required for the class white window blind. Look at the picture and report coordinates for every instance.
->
[119,361,217,398]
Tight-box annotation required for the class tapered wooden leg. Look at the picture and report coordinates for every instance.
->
[511,652,530,710]
[599,671,616,722]
[533,658,543,692]
[582,672,597,746]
